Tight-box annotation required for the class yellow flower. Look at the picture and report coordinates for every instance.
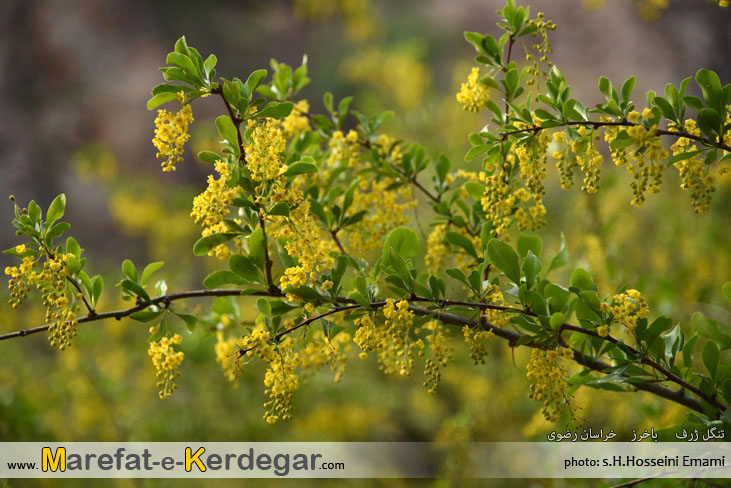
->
[456,67,491,112]
[148,334,184,399]
[152,104,194,172]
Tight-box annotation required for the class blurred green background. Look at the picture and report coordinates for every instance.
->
[1,0,730,486]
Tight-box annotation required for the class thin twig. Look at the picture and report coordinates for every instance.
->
[500,120,731,153]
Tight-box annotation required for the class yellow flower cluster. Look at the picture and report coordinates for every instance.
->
[572,126,603,194]
[246,118,287,184]
[623,110,668,206]
[239,325,302,423]
[6,250,78,350]
[5,250,32,308]
[354,300,420,376]
[148,334,184,399]
[300,330,352,384]
[242,118,335,295]
[375,134,403,163]
[601,289,649,332]
[526,347,573,422]
[282,100,311,138]
[423,321,452,395]
[343,179,417,255]
[215,331,241,383]
[479,161,514,237]
[425,224,447,275]
[670,119,717,214]
[327,130,360,168]
[462,325,495,365]
[277,201,335,297]
[152,97,194,172]
[456,67,491,113]
[190,160,239,260]
[191,160,237,229]
[514,122,550,230]
[262,336,302,424]
[524,12,556,85]
[552,130,578,189]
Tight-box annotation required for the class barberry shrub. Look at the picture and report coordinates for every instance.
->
[4,0,731,435]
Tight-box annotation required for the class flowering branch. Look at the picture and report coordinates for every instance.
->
[558,323,725,413]
[500,120,731,153]
[2,285,714,415]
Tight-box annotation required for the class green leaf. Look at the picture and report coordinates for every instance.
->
[268,202,290,217]
[445,268,467,285]
[146,92,178,110]
[331,255,348,288]
[46,222,70,240]
[197,151,221,164]
[669,150,704,164]
[203,270,248,289]
[78,271,92,297]
[387,247,412,285]
[243,69,267,99]
[174,36,190,56]
[598,77,612,99]
[256,301,276,323]
[66,237,81,257]
[621,76,636,101]
[522,250,541,288]
[46,194,66,226]
[692,312,731,350]
[166,52,199,78]
[486,239,521,284]
[283,286,323,302]
[120,279,150,302]
[130,310,163,323]
[323,92,334,112]
[550,312,565,331]
[151,83,194,96]
[283,160,318,177]
[253,101,294,120]
[193,233,238,256]
[465,144,491,162]
[140,262,164,287]
[683,334,699,367]
[517,234,542,258]
[547,233,568,273]
[446,231,478,259]
[695,69,722,110]
[248,227,266,269]
[349,291,370,309]
[697,108,722,138]
[435,154,450,183]
[28,200,41,223]
[175,313,198,333]
[229,255,260,282]
[91,275,103,304]
[652,96,676,122]
[122,259,137,282]
[722,282,731,303]
[66,255,81,275]
[463,182,484,201]
[570,268,595,291]
[545,283,570,313]
[215,115,240,151]
[382,227,419,261]
[702,340,720,380]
